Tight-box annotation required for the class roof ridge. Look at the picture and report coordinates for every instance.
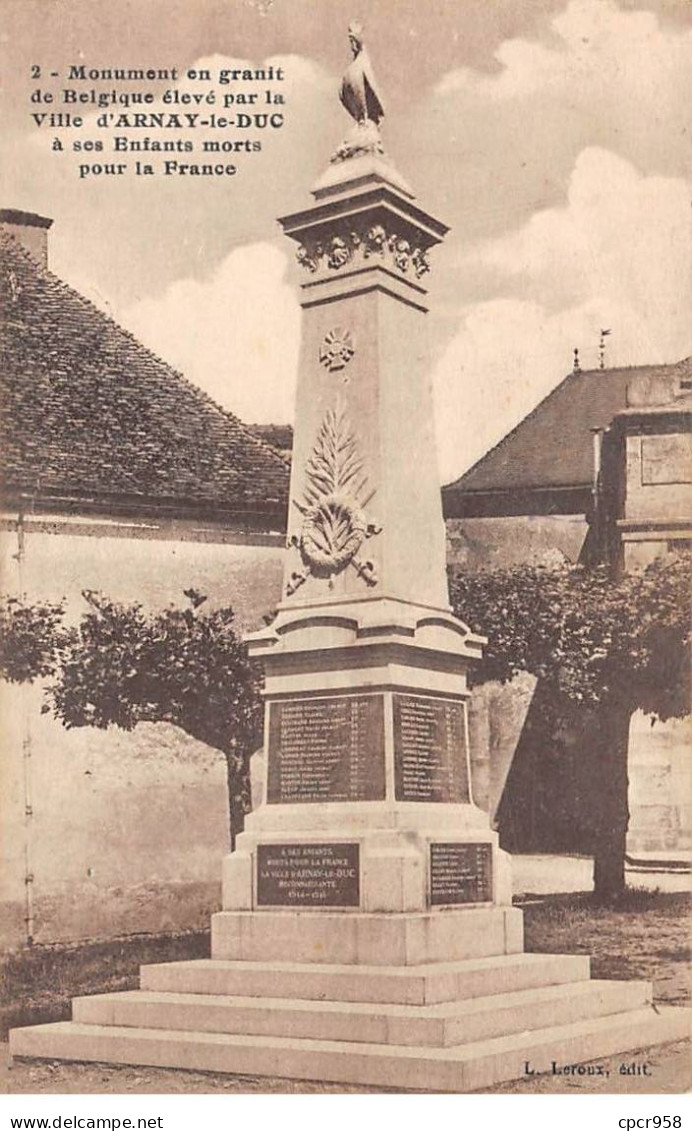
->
[573,358,691,378]
[0,229,289,475]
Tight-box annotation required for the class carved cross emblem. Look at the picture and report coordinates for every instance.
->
[319,327,356,372]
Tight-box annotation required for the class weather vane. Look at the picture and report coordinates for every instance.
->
[599,328,612,370]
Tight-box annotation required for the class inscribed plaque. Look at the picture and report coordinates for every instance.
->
[393,694,470,803]
[430,842,493,905]
[267,694,385,804]
[257,842,359,907]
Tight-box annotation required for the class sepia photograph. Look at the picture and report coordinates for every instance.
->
[0,0,690,1106]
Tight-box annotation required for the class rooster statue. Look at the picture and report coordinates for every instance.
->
[333,21,386,162]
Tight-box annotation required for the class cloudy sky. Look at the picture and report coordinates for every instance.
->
[2,0,690,481]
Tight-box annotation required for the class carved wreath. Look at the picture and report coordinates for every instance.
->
[286,405,381,595]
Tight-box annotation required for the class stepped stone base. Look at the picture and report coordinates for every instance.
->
[9,940,691,1091]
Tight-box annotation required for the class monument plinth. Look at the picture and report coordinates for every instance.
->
[10,28,690,1091]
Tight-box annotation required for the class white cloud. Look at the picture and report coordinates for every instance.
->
[437,0,691,115]
[434,146,692,483]
[121,241,301,424]
[421,0,692,245]
[475,148,692,328]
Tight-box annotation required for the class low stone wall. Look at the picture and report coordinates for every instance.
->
[0,681,229,950]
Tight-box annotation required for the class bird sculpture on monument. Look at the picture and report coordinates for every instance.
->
[332,21,386,162]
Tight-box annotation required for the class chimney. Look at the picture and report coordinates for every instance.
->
[0,209,53,268]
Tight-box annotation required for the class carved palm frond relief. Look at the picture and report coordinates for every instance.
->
[301,406,368,508]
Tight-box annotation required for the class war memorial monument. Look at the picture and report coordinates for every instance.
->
[10,26,690,1091]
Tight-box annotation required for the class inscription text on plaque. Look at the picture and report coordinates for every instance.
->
[267,694,385,804]
[393,694,470,803]
[257,843,360,907]
[430,842,493,905]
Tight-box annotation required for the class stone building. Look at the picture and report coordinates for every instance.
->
[443,356,692,858]
[598,358,692,571]
[443,357,689,569]
[0,210,289,949]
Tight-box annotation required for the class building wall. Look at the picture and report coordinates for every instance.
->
[0,681,230,949]
[624,432,692,524]
[1,517,284,626]
[0,518,283,950]
[621,429,692,570]
[627,712,692,854]
[446,514,589,570]
[619,427,691,852]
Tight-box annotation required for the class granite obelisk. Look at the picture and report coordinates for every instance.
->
[215,27,518,944]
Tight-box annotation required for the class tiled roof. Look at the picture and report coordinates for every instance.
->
[0,231,290,519]
[247,423,294,455]
[444,357,692,499]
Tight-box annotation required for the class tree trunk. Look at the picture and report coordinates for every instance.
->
[224,741,250,853]
[591,698,633,900]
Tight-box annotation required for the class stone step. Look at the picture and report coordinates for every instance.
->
[72,979,651,1048]
[9,1007,690,1092]
[139,953,590,1006]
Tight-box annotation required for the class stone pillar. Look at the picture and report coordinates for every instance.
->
[214,150,517,961]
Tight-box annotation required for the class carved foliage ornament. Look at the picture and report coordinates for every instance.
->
[319,327,355,372]
[296,226,431,280]
[286,404,381,596]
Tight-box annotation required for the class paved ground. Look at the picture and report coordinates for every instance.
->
[513,855,691,896]
[2,1039,690,1095]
